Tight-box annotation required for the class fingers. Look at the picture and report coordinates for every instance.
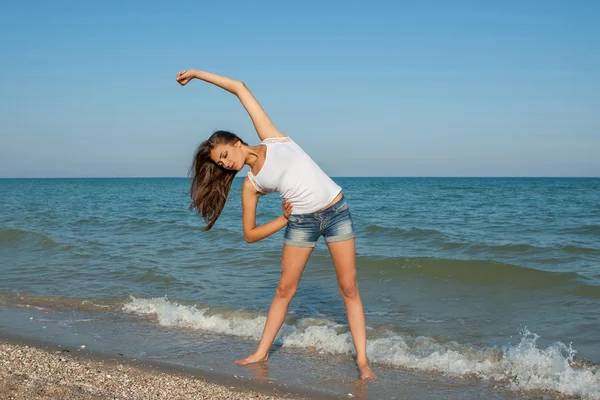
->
[282,199,293,216]
[176,70,188,82]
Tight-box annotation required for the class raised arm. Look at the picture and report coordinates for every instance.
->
[176,69,287,141]
[241,178,291,243]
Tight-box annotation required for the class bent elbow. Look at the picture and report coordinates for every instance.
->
[235,80,248,94]
[244,233,256,244]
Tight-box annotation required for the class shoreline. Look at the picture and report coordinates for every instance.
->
[0,333,339,400]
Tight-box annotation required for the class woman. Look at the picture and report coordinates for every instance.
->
[176,69,377,380]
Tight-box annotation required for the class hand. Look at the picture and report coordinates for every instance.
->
[176,70,196,86]
[282,199,293,220]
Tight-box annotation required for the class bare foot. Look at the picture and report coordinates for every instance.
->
[359,364,378,381]
[234,352,268,366]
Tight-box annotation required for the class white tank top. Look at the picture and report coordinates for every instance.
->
[247,137,342,214]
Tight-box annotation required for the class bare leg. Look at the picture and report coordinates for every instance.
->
[326,238,377,380]
[235,244,313,365]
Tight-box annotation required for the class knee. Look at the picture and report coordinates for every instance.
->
[339,281,359,299]
[275,282,297,300]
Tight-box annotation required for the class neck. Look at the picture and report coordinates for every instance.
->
[245,145,262,168]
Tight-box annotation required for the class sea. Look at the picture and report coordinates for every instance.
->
[1,177,599,399]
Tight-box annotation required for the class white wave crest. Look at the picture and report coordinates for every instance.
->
[123,297,600,399]
[122,296,267,340]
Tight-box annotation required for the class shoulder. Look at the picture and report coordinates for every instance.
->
[243,176,265,196]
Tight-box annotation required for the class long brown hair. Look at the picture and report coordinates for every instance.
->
[189,130,247,230]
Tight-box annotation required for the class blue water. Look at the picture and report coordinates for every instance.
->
[1,177,599,399]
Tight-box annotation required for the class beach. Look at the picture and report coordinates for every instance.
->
[1,177,599,399]
[0,338,315,400]
[2,0,599,397]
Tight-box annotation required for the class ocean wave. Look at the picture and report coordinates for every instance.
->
[561,225,600,236]
[0,228,56,248]
[122,297,600,399]
[467,243,543,253]
[2,292,598,397]
[368,330,600,398]
[365,225,441,237]
[122,296,268,339]
[363,224,600,259]
[72,216,103,225]
[356,256,592,291]
[122,216,159,226]
[562,245,600,256]
[139,268,178,284]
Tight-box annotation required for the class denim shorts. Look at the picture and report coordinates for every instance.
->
[283,195,356,248]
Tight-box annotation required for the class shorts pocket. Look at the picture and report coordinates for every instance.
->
[333,199,350,215]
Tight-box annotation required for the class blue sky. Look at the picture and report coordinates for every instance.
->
[1,0,598,177]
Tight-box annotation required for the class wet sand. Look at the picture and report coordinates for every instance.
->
[0,337,326,400]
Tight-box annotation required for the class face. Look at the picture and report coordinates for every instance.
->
[210,140,245,171]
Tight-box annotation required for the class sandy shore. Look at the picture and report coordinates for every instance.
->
[0,339,317,400]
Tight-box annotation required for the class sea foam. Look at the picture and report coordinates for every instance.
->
[123,296,600,399]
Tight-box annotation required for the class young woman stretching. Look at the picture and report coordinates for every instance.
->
[176,69,377,380]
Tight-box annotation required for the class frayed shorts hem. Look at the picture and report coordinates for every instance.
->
[324,232,355,243]
[282,239,317,248]
[283,232,355,248]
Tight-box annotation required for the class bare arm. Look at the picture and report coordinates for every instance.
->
[176,69,287,141]
[241,178,290,243]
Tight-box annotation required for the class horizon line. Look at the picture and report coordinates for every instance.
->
[1,176,599,179]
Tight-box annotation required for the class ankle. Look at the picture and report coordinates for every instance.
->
[254,350,269,360]
[357,358,370,368]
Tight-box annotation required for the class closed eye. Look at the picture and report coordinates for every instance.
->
[217,151,226,167]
